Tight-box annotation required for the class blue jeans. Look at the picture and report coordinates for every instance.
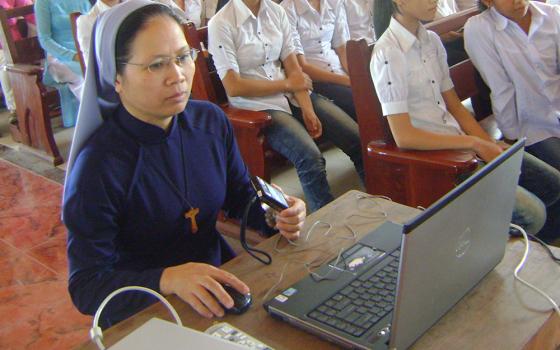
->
[313,82,357,121]
[520,141,560,243]
[265,93,364,212]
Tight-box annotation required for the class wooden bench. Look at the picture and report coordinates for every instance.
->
[0,5,63,165]
[183,23,276,181]
[347,9,493,207]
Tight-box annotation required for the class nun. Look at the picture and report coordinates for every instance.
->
[63,0,306,328]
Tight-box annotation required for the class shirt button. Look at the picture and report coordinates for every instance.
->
[388,81,392,85]
[258,32,261,34]
[318,40,321,43]
[423,60,426,63]
[385,61,388,64]
[265,43,268,46]
[437,101,440,104]
[328,63,331,66]
[266,57,269,60]
[320,27,323,30]
[268,75,272,78]
[219,45,223,48]
[320,51,324,54]
[431,80,435,84]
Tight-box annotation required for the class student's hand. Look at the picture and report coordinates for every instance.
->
[160,263,250,318]
[497,140,511,150]
[275,195,306,241]
[473,138,503,162]
[287,71,313,92]
[301,108,322,138]
[440,31,463,43]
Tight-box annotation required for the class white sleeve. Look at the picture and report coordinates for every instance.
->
[332,0,350,49]
[464,17,520,140]
[278,6,297,60]
[371,46,409,115]
[432,32,454,92]
[280,0,304,55]
[76,14,90,66]
[207,17,241,79]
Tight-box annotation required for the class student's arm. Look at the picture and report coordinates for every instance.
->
[284,53,323,138]
[442,88,494,142]
[282,0,350,86]
[34,0,77,61]
[208,17,311,97]
[296,54,351,86]
[464,18,519,140]
[335,44,349,74]
[387,113,501,162]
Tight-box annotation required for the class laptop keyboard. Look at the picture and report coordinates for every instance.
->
[307,249,400,338]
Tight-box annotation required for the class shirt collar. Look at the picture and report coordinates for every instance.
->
[115,104,178,145]
[232,0,269,27]
[490,2,544,32]
[388,17,429,53]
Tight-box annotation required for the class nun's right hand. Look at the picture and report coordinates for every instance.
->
[160,262,250,318]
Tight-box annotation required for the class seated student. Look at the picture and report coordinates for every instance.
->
[464,0,560,243]
[343,0,376,44]
[371,0,560,241]
[35,0,91,127]
[0,0,35,125]
[281,0,357,120]
[208,0,364,212]
[77,0,122,66]
[63,0,306,327]
[181,0,218,27]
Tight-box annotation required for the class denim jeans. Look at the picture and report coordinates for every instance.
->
[519,143,560,243]
[265,93,364,212]
[313,82,357,122]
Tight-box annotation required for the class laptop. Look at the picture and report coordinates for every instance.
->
[264,140,525,349]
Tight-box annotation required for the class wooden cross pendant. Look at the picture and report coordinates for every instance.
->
[185,208,200,233]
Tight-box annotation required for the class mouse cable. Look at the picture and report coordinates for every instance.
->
[90,286,182,350]
[510,223,560,318]
[240,195,272,265]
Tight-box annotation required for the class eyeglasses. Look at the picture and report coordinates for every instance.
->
[118,48,199,74]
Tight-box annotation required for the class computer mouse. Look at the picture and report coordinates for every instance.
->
[221,284,252,315]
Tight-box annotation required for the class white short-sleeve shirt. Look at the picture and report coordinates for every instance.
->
[280,0,349,75]
[208,0,296,113]
[183,0,218,27]
[464,2,560,145]
[76,0,111,66]
[371,18,463,135]
[343,0,375,44]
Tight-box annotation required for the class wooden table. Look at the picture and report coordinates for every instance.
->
[78,190,560,350]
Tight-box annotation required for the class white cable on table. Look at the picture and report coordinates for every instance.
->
[510,223,560,318]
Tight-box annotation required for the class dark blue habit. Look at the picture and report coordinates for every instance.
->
[63,100,273,327]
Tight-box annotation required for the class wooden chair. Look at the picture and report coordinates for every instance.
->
[182,23,276,181]
[70,12,86,75]
[347,8,493,208]
[0,5,63,165]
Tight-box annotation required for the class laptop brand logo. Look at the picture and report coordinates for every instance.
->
[456,227,472,258]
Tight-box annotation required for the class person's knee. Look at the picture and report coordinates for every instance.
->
[512,187,547,235]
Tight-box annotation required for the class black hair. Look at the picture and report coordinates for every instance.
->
[373,0,398,39]
[115,3,183,75]
[478,0,488,12]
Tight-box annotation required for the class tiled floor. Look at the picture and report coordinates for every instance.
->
[0,159,90,350]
